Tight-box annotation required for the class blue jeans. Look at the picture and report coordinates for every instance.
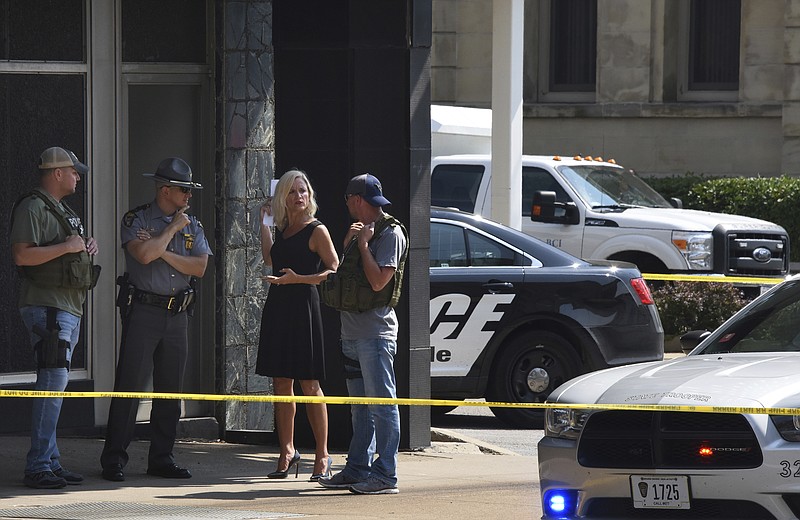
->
[341,338,400,485]
[19,306,80,475]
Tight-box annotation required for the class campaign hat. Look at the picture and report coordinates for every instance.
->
[142,157,203,189]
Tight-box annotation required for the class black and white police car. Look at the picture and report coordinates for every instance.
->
[429,207,664,427]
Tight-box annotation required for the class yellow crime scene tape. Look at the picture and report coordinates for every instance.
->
[2,390,800,417]
[0,273,791,415]
[641,272,786,284]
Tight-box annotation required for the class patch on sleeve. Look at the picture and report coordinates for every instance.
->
[123,211,137,228]
[122,203,150,228]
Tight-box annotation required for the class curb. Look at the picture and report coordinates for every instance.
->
[430,427,519,456]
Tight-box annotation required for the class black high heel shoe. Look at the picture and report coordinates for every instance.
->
[268,451,301,479]
[309,456,333,482]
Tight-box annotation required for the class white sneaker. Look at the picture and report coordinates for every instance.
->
[349,476,399,495]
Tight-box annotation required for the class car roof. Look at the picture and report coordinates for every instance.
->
[431,206,589,267]
[432,154,625,170]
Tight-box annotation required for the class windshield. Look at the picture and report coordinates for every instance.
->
[699,280,800,354]
[556,164,672,209]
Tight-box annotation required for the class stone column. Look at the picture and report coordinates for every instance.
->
[597,0,652,103]
[216,0,276,431]
[784,0,800,174]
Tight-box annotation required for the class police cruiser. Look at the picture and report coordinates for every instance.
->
[430,207,664,427]
[538,276,800,519]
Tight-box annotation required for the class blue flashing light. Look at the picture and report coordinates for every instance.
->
[543,489,577,518]
[549,494,566,512]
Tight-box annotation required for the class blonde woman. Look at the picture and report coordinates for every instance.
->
[256,169,338,481]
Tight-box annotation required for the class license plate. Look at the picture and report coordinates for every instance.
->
[631,475,690,510]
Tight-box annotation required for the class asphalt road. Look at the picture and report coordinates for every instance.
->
[431,401,545,457]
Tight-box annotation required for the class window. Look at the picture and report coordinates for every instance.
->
[538,0,597,102]
[430,223,468,267]
[0,0,85,62]
[431,164,485,212]
[122,0,206,63]
[0,74,87,374]
[466,230,523,267]
[679,0,741,100]
[689,0,740,91]
[431,222,526,268]
[522,167,572,217]
[549,0,596,92]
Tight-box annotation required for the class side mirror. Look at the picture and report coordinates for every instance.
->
[531,191,579,225]
[669,197,683,209]
[679,329,710,354]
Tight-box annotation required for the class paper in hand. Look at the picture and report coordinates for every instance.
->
[262,179,279,227]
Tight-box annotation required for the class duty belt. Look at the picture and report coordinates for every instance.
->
[134,290,186,312]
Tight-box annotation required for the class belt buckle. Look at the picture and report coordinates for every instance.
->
[167,297,176,310]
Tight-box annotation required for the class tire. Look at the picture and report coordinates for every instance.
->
[487,330,581,429]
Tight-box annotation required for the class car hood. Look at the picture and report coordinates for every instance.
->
[587,207,786,233]
[549,353,800,409]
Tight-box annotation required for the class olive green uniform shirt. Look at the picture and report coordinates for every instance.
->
[10,188,87,317]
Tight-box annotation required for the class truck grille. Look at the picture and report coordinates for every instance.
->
[724,232,788,276]
[577,411,762,469]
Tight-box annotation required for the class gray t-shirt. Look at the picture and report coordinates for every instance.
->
[340,223,407,340]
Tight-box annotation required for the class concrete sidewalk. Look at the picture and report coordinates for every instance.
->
[0,434,539,519]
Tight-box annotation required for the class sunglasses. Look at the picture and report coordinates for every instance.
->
[168,186,192,194]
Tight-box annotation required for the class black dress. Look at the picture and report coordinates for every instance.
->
[256,220,326,380]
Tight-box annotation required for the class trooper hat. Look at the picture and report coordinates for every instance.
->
[38,147,89,175]
[142,157,203,189]
[346,173,391,207]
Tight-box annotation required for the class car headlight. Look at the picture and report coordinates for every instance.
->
[672,231,713,270]
[771,414,800,441]
[545,407,591,440]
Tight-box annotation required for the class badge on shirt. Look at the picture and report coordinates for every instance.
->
[183,233,195,250]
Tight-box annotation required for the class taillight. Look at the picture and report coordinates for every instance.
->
[630,277,654,305]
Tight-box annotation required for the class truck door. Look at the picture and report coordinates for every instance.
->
[520,167,584,257]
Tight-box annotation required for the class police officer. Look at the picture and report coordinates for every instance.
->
[100,157,211,482]
[11,146,98,489]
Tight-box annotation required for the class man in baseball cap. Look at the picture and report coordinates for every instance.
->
[320,171,406,495]
[345,173,391,208]
[11,146,98,489]
[38,147,89,176]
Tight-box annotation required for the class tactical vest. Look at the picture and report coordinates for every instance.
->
[12,190,98,290]
[321,213,408,313]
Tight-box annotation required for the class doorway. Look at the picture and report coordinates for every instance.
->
[124,79,215,420]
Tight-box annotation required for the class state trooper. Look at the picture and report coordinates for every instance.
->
[100,157,211,482]
[11,146,99,489]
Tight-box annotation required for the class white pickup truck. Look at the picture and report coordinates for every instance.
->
[430,154,790,279]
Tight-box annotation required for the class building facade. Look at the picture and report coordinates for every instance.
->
[0,0,432,450]
[432,0,800,177]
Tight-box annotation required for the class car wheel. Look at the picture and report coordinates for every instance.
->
[487,330,580,428]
